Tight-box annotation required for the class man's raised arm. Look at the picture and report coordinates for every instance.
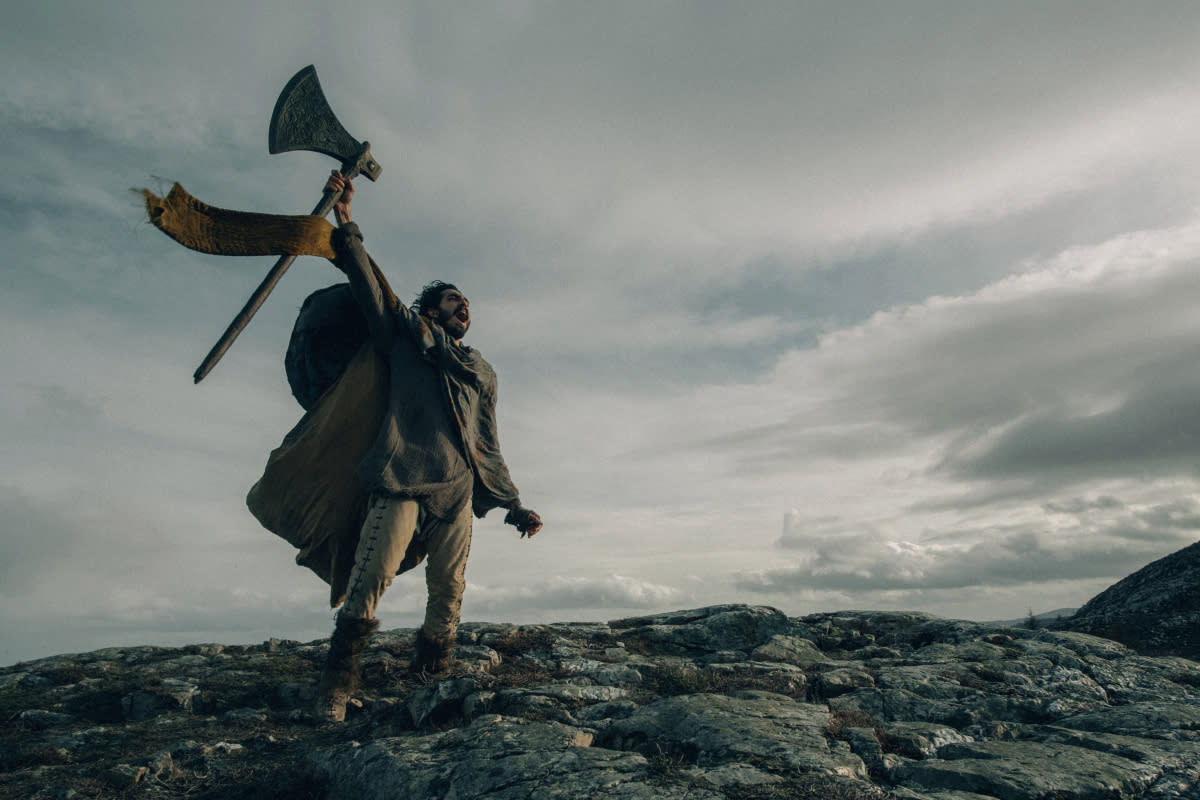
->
[325,171,401,354]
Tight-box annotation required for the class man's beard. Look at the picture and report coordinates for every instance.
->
[439,310,469,338]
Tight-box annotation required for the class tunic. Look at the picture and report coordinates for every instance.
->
[333,223,520,521]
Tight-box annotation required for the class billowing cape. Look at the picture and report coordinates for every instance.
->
[244,341,427,606]
[144,184,426,606]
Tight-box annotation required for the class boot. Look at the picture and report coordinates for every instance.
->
[409,626,456,676]
[315,613,379,723]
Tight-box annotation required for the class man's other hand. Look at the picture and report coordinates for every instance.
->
[505,507,543,538]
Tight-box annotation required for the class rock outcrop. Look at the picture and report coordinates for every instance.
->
[1060,540,1200,660]
[3,604,1199,799]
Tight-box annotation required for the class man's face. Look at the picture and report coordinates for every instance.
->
[429,288,470,339]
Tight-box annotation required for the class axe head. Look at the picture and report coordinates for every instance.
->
[268,65,382,181]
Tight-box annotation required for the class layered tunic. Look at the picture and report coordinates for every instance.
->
[333,223,520,521]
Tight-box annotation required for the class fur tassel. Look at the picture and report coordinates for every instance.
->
[316,613,379,722]
[409,626,456,675]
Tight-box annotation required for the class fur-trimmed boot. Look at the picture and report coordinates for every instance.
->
[409,626,456,676]
[315,613,379,723]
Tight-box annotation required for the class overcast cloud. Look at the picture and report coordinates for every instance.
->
[3,1,1200,664]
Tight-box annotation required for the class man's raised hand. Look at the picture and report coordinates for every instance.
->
[326,170,355,225]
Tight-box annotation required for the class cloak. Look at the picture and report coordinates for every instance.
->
[245,342,428,607]
[144,184,426,606]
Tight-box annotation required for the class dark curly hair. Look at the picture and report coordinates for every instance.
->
[412,280,460,314]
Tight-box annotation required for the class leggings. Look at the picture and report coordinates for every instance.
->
[341,494,473,639]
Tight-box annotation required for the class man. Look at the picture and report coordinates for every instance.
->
[316,170,542,723]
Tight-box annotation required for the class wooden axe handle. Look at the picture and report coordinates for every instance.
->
[192,157,376,384]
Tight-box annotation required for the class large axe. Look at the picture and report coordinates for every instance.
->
[192,65,382,383]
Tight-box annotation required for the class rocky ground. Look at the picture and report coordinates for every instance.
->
[3,604,1199,800]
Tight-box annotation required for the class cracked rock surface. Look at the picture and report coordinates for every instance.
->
[2,604,1199,799]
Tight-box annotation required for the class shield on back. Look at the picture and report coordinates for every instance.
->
[285,283,369,410]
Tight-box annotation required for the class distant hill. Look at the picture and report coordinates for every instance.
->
[990,608,1077,628]
[1059,540,1200,659]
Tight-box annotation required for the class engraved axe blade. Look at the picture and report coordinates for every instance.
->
[193,65,383,384]
[268,65,382,180]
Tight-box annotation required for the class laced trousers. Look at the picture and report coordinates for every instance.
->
[340,494,474,640]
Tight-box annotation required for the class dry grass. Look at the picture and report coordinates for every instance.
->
[638,663,807,702]
[722,774,888,800]
[823,709,880,740]
[487,627,558,659]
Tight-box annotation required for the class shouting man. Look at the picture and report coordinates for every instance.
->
[316,170,542,722]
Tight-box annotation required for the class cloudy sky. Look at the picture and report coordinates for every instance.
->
[4,1,1200,664]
